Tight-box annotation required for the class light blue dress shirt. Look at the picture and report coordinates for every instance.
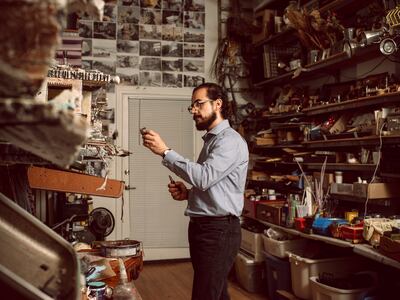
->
[162,119,249,217]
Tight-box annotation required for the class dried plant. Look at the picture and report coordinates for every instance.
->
[286,8,344,50]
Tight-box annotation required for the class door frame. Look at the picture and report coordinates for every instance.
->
[115,86,202,259]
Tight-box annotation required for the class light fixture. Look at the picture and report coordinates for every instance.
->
[380,38,397,55]
[360,30,385,47]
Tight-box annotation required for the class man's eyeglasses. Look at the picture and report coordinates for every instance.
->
[187,99,215,113]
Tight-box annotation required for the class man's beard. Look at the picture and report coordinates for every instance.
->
[194,111,217,131]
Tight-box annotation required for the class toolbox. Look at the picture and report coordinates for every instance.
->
[312,217,348,236]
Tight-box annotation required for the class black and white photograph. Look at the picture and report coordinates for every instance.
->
[139,25,162,40]
[183,29,204,43]
[93,22,117,39]
[140,8,162,25]
[118,6,140,24]
[140,71,161,86]
[116,68,139,85]
[184,0,205,11]
[103,4,117,22]
[92,39,116,58]
[86,160,107,177]
[139,57,161,71]
[162,25,183,41]
[82,60,92,70]
[92,59,116,74]
[118,23,139,40]
[162,0,182,11]
[184,11,205,30]
[183,43,204,57]
[162,10,182,26]
[118,0,139,5]
[184,74,204,87]
[140,0,161,9]
[162,58,182,72]
[117,55,139,68]
[82,39,92,56]
[78,20,93,38]
[162,41,182,57]
[140,41,161,56]
[117,40,139,54]
[162,73,182,88]
[183,59,203,72]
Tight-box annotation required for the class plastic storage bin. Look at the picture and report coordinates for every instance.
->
[241,227,264,262]
[262,235,307,258]
[263,251,291,300]
[287,248,366,300]
[235,250,266,293]
[309,274,377,300]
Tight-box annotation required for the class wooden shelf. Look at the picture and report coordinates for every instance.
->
[253,45,378,88]
[263,112,304,121]
[305,163,376,172]
[255,218,400,269]
[247,179,302,193]
[304,92,400,116]
[270,122,312,130]
[303,135,400,149]
[254,143,305,150]
[329,194,391,206]
[255,161,376,172]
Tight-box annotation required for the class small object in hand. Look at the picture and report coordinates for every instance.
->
[140,127,147,135]
[169,175,175,184]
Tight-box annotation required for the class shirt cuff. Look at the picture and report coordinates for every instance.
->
[162,150,181,167]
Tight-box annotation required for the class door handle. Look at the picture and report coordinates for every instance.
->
[125,185,136,190]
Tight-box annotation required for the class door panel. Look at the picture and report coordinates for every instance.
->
[128,98,193,259]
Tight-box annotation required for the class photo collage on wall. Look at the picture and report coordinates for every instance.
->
[78,0,205,88]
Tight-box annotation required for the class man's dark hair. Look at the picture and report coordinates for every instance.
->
[193,82,229,119]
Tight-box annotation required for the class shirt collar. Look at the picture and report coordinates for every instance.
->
[202,119,230,141]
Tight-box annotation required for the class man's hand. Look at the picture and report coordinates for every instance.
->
[168,181,188,201]
[141,129,169,156]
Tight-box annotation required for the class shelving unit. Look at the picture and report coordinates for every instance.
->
[245,0,400,281]
[257,219,400,270]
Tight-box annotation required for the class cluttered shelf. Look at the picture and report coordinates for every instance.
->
[253,45,378,88]
[302,134,400,148]
[254,218,400,270]
[304,91,400,116]
[254,161,376,172]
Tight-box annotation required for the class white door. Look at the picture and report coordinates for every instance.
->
[127,97,194,260]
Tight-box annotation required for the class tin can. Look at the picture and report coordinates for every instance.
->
[88,281,107,300]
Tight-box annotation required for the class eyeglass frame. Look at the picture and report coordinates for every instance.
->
[187,99,217,113]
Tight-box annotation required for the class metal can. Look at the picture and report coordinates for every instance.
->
[88,281,107,300]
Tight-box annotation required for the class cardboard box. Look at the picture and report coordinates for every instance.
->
[353,183,400,199]
[252,9,276,44]
[330,183,353,196]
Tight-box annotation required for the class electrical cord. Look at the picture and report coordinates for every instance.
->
[341,57,388,80]
[363,120,385,217]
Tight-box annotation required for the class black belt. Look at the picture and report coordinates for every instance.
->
[190,215,238,222]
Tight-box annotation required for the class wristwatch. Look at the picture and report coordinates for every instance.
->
[162,148,171,158]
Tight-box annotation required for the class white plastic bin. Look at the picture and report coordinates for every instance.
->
[235,250,266,293]
[241,228,264,262]
[287,250,366,300]
[262,235,307,258]
[310,275,377,300]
